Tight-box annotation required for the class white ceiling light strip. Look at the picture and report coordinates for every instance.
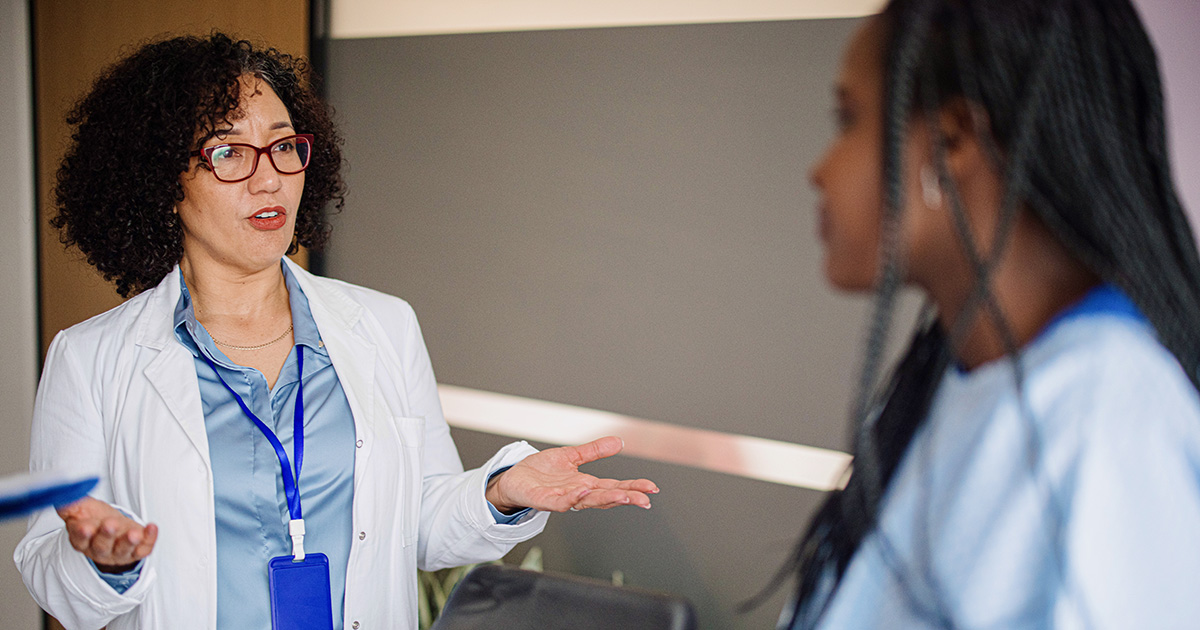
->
[438,384,852,491]
[332,0,886,39]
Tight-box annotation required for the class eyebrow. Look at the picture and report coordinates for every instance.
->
[219,121,295,136]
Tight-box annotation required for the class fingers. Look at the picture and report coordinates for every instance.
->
[534,485,594,514]
[64,516,98,553]
[567,436,625,466]
[131,524,158,563]
[106,518,144,559]
[571,488,653,511]
[90,517,124,554]
[589,477,660,494]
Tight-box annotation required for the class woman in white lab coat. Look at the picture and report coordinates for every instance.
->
[764,0,1200,628]
[15,33,657,630]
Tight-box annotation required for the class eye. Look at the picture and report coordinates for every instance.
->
[272,138,297,154]
[209,145,242,161]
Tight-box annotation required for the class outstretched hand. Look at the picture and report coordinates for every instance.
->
[56,497,158,573]
[485,436,658,514]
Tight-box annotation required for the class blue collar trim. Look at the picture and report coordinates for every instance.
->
[1041,284,1145,335]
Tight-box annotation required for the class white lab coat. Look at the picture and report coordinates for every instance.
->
[14,259,548,630]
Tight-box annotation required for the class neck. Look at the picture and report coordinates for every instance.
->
[180,255,291,325]
[925,214,1098,370]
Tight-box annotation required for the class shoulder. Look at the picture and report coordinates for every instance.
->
[291,267,424,357]
[37,282,180,400]
[1028,313,1200,447]
[324,277,416,319]
[291,264,418,322]
[917,312,1200,516]
[48,284,165,356]
[902,314,1200,623]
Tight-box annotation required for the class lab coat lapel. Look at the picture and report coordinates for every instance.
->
[135,266,211,464]
[285,259,378,468]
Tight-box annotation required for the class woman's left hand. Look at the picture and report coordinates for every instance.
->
[485,436,658,513]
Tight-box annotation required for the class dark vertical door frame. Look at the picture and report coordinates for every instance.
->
[307,0,332,277]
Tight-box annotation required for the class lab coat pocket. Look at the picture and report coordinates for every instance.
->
[393,415,425,546]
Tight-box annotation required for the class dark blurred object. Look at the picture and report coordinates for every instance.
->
[431,564,698,630]
[0,471,98,520]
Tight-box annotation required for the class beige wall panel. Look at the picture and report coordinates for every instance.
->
[35,0,309,354]
[333,0,886,37]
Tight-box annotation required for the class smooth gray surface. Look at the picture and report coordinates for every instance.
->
[327,18,873,629]
[0,0,42,626]
[327,18,870,444]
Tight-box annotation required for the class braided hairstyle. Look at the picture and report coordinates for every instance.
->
[765,0,1200,626]
[52,33,346,298]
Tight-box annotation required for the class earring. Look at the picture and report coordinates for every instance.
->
[920,165,942,209]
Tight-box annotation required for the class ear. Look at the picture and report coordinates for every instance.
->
[937,97,991,178]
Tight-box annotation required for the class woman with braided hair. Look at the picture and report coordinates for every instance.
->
[771,0,1200,628]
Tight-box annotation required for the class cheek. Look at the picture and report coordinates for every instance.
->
[826,191,883,290]
[832,156,883,245]
[292,171,306,199]
[286,174,306,215]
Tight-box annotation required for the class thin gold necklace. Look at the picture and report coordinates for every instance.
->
[210,324,294,351]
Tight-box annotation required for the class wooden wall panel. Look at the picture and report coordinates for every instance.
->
[34,0,309,354]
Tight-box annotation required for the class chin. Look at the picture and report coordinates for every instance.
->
[824,263,875,294]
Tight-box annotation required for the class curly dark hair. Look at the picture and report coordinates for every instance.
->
[52,32,346,297]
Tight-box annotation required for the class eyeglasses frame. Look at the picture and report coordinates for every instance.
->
[189,133,315,183]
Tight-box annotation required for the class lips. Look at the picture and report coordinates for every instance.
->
[249,206,287,231]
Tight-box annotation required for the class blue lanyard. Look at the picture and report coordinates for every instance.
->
[200,345,309,556]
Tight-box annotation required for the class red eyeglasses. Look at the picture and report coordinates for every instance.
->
[190,133,314,183]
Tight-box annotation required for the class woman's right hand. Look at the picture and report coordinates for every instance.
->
[56,497,158,573]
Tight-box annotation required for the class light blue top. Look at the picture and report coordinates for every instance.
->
[790,286,1200,629]
[176,264,356,630]
[97,262,527,628]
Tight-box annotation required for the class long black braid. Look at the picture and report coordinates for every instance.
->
[751,0,1200,627]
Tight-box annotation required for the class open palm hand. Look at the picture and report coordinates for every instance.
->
[485,436,659,514]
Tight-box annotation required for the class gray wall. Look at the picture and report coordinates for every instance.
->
[327,19,869,629]
[0,0,42,626]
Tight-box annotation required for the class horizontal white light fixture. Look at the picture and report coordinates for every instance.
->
[333,0,886,39]
[439,384,852,491]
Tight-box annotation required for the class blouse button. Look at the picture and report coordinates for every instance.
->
[356,439,364,448]
[359,531,366,541]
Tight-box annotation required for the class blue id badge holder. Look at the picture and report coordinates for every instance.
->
[268,552,335,630]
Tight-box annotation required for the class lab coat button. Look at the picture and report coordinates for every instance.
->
[358,531,366,540]
[356,439,363,448]
[352,622,359,629]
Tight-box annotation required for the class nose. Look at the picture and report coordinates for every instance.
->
[246,151,282,194]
